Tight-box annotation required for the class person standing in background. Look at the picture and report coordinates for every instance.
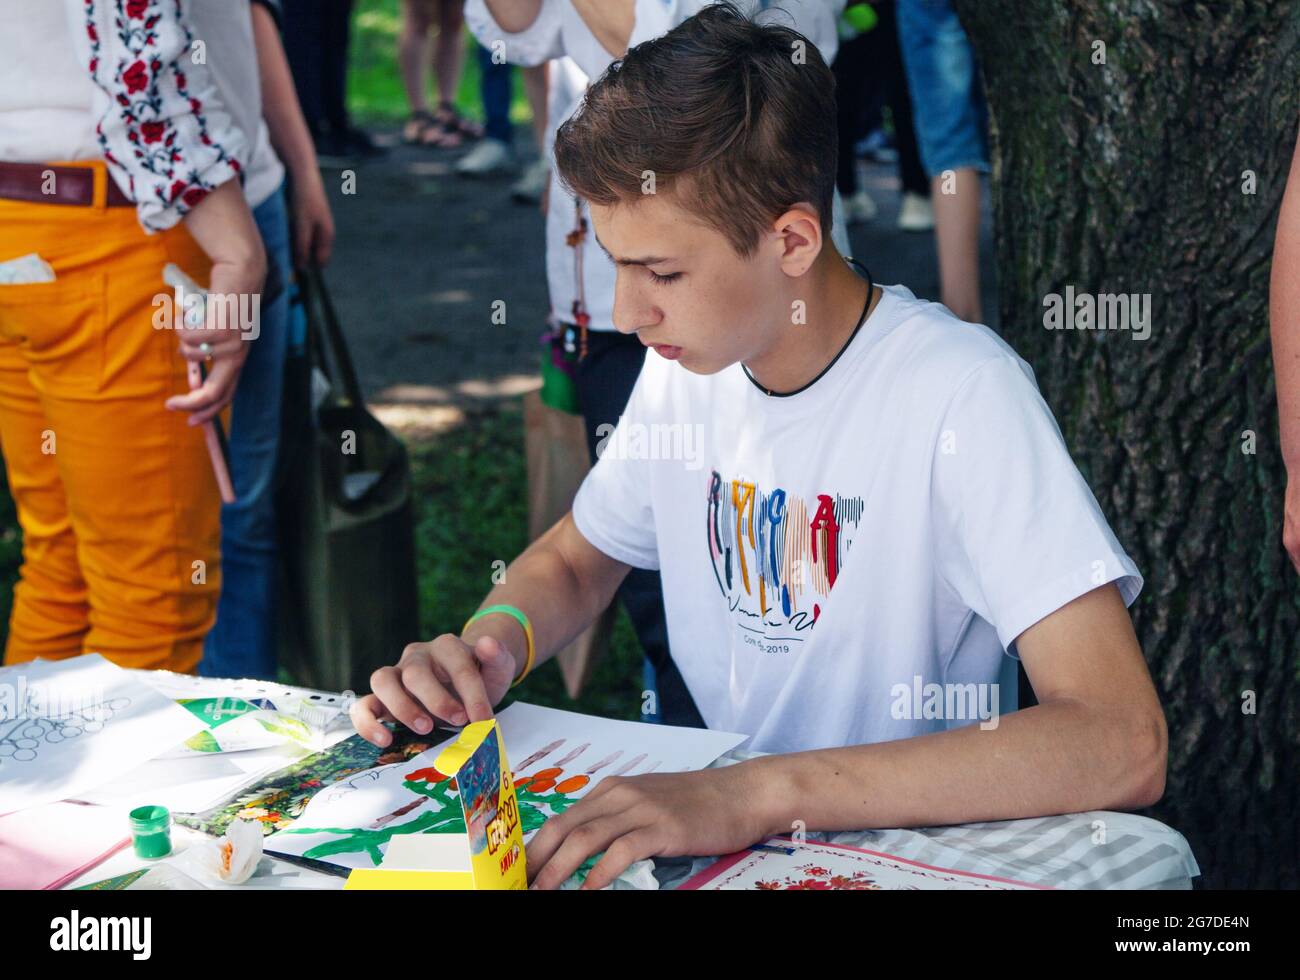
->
[457,40,519,177]
[399,0,486,148]
[896,0,987,323]
[834,1,932,231]
[281,0,385,162]
[510,63,552,203]
[0,0,264,671]
[200,0,336,680]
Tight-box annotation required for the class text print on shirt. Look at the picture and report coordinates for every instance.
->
[707,472,865,652]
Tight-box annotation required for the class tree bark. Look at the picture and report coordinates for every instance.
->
[952,0,1300,888]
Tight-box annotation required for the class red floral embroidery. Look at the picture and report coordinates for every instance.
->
[82,0,245,229]
[122,60,149,93]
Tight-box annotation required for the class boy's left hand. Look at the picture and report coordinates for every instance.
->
[525,764,770,890]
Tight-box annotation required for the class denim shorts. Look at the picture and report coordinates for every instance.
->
[896,0,990,177]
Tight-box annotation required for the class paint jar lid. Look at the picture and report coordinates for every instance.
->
[129,804,171,835]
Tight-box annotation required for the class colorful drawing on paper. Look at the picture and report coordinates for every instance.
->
[174,726,437,835]
[680,837,1047,890]
[263,701,747,870]
[271,732,643,864]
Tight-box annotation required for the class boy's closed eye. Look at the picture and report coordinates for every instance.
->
[593,229,682,284]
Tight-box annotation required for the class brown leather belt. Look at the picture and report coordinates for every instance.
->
[0,161,133,207]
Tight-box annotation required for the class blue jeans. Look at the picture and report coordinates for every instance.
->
[896,0,989,177]
[200,183,291,679]
[478,43,513,145]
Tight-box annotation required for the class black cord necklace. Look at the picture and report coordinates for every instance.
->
[741,257,875,398]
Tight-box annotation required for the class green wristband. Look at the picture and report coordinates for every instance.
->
[463,604,536,685]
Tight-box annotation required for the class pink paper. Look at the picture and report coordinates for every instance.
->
[0,801,129,889]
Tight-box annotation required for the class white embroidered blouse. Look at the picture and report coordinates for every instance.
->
[0,0,252,232]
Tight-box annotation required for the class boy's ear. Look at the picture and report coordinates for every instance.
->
[773,204,824,277]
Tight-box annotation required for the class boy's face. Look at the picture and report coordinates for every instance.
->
[590,192,800,375]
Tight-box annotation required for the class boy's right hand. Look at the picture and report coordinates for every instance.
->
[350,634,518,747]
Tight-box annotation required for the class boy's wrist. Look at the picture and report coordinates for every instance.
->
[731,755,796,840]
[460,608,530,681]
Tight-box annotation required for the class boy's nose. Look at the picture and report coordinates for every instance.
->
[612,282,661,335]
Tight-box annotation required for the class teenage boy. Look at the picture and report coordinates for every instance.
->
[353,4,1167,890]
[465,0,847,726]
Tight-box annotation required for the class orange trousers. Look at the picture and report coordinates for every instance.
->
[0,161,221,671]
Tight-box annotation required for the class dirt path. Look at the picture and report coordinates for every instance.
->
[319,130,997,437]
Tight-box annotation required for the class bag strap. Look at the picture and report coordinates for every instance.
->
[299,263,364,407]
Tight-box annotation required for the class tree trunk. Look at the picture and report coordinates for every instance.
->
[952,0,1300,888]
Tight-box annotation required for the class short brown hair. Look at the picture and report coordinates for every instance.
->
[554,2,838,257]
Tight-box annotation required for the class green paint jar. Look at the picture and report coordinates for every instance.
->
[129,805,172,859]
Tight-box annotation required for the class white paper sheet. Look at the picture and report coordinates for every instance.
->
[72,744,311,814]
[264,701,749,870]
[0,655,205,814]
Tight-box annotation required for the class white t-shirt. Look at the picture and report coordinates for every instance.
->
[465,0,848,331]
[572,284,1143,755]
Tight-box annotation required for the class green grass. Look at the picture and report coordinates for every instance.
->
[347,0,536,126]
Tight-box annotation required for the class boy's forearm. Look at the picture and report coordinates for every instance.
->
[460,515,627,682]
[739,699,1166,838]
[251,5,322,192]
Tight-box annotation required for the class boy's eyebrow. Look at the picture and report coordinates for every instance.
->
[592,231,673,267]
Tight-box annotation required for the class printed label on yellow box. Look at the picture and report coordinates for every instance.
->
[344,719,526,890]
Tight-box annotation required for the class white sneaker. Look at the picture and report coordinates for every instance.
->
[845,190,878,224]
[456,138,514,177]
[897,192,935,232]
[511,158,550,203]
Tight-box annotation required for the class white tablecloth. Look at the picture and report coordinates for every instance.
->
[641,750,1199,890]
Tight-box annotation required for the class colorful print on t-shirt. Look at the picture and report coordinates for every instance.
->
[706,470,864,652]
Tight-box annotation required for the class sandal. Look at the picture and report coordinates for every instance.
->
[402,109,439,145]
[432,101,484,146]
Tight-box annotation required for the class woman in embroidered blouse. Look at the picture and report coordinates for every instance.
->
[0,0,266,671]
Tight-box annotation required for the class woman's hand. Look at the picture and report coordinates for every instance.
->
[165,178,266,425]
[350,633,519,746]
[291,173,335,269]
[525,763,772,890]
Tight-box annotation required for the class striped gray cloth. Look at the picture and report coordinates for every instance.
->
[637,750,1200,891]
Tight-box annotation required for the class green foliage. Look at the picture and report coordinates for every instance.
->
[348,0,535,125]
